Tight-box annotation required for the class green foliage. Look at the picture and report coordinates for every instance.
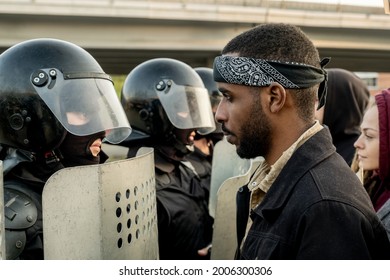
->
[111,74,127,98]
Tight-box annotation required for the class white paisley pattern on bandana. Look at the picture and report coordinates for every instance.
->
[214,56,299,88]
[213,55,330,109]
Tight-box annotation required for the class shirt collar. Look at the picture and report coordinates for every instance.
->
[248,121,323,210]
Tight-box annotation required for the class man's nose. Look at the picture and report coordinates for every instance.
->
[214,100,226,124]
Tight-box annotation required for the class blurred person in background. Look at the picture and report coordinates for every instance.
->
[315,68,370,166]
[353,89,390,240]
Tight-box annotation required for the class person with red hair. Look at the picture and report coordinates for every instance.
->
[354,89,390,240]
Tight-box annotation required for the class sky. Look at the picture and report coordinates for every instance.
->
[282,0,383,7]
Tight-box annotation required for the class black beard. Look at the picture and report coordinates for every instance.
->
[236,96,271,159]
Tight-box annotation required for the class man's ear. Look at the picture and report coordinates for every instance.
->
[267,82,286,113]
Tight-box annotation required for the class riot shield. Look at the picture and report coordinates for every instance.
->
[209,138,251,218]
[0,161,5,260]
[42,147,159,260]
[210,140,263,260]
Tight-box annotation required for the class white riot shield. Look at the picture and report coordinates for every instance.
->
[42,147,158,260]
[211,158,262,260]
[0,161,5,260]
[209,138,251,218]
[210,139,263,260]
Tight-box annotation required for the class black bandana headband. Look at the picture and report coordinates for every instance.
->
[213,55,330,109]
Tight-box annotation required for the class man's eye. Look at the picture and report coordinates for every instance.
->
[223,94,232,101]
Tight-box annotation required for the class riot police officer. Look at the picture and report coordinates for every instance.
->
[194,67,224,146]
[120,58,215,259]
[185,67,224,195]
[0,38,131,259]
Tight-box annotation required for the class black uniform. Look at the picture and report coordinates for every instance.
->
[127,144,213,260]
[155,150,213,260]
[1,149,59,259]
[185,146,213,196]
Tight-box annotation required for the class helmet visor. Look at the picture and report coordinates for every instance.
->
[156,80,216,135]
[31,68,131,144]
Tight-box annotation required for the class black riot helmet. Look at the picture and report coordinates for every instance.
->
[194,67,223,135]
[194,67,223,110]
[121,58,215,145]
[0,38,131,155]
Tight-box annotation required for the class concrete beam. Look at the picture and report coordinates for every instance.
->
[0,0,389,73]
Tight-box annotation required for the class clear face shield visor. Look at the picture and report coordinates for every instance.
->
[155,79,216,135]
[209,91,223,134]
[31,68,131,144]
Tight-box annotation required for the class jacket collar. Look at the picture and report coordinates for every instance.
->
[252,127,336,222]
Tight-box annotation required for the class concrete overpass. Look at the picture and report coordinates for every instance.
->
[1,0,390,74]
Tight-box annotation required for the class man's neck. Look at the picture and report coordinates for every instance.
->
[266,120,317,166]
